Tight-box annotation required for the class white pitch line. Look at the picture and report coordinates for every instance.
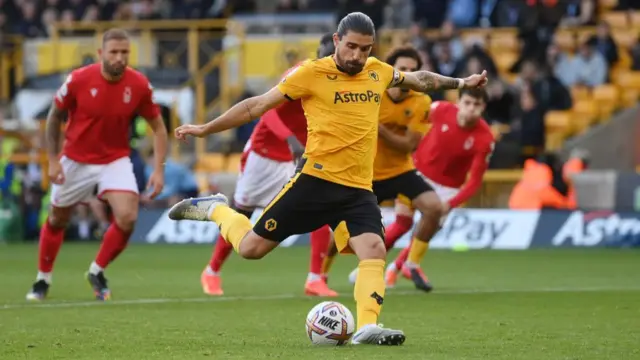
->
[2,286,639,311]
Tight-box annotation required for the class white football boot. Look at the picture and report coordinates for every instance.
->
[351,324,406,345]
[168,194,229,221]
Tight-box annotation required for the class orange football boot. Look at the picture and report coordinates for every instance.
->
[305,278,338,297]
[201,270,224,296]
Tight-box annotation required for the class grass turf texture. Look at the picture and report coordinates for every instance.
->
[1,244,639,360]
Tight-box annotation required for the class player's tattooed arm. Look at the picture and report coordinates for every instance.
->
[399,71,488,92]
[45,103,66,158]
[407,71,461,91]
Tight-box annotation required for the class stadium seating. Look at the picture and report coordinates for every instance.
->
[603,12,629,29]
[592,84,621,122]
[571,100,599,133]
[553,30,577,52]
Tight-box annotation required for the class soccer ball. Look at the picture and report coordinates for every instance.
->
[305,301,355,346]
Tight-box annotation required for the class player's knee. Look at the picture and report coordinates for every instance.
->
[414,193,444,220]
[237,233,276,259]
[48,207,72,227]
[351,234,386,260]
[113,210,137,232]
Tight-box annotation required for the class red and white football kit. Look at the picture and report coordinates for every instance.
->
[51,63,160,207]
[234,91,307,208]
[414,101,495,207]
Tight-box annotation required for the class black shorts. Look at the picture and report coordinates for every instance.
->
[253,173,384,252]
[373,170,433,205]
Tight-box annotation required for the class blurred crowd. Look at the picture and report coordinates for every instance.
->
[0,0,233,38]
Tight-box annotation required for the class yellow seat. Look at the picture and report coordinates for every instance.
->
[614,71,640,91]
[612,31,637,49]
[575,28,596,46]
[545,111,574,136]
[502,72,518,84]
[195,173,210,195]
[599,0,618,10]
[630,11,640,28]
[459,29,489,44]
[489,32,519,52]
[444,89,459,103]
[571,100,599,132]
[553,30,576,53]
[621,89,639,108]
[225,153,243,173]
[545,132,567,152]
[592,84,620,121]
[570,86,591,101]
[494,51,518,72]
[602,12,629,29]
[490,123,511,141]
[195,153,225,173]
[610,52,633,83]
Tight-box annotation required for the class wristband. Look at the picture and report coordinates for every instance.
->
[457,78,464,89]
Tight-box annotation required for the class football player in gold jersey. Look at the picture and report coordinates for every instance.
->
[321,45,441,291]
[169,12,487,345]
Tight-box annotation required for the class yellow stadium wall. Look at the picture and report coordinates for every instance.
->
[26,37,142,75]
[242,35,323,80]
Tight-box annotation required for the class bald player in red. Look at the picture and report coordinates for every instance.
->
[201,34,336,297]
[384,89,495,290]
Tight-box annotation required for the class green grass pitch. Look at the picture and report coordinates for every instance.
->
[1,244,639,359]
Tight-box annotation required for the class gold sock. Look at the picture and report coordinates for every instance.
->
[321,253,336,275]
[407,238,429,265]
[354,259,385,330]
[210,205,253,253]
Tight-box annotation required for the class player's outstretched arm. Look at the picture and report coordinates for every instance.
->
[398,70,488,93]
[175,87,287,140]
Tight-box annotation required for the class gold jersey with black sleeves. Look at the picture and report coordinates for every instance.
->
[374,91,432,181]
[276,56,405,190]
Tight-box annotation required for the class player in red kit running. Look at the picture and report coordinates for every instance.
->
[200,34,337,297]
[384,88,494,289]
[26,29,168,301]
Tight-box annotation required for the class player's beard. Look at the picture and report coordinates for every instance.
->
[103,60,125,78]
[459,113,480,127]
[335,52,364,76]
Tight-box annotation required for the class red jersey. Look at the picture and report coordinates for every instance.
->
[247,65,307,163]
[414,101,494,208]
[54,63,160,164]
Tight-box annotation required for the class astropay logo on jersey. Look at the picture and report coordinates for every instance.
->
[430,209,540,249]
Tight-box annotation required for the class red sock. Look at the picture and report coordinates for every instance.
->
[394,244,411,270]
[95,223,131,268]
[309,225,331,275]
[38,219,65,273]
[384,214,413,249]
[209,235,233,272]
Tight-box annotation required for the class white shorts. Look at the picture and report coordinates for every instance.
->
[421,175,460,203]
[233,150,296,209]
[51,156,139,207]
